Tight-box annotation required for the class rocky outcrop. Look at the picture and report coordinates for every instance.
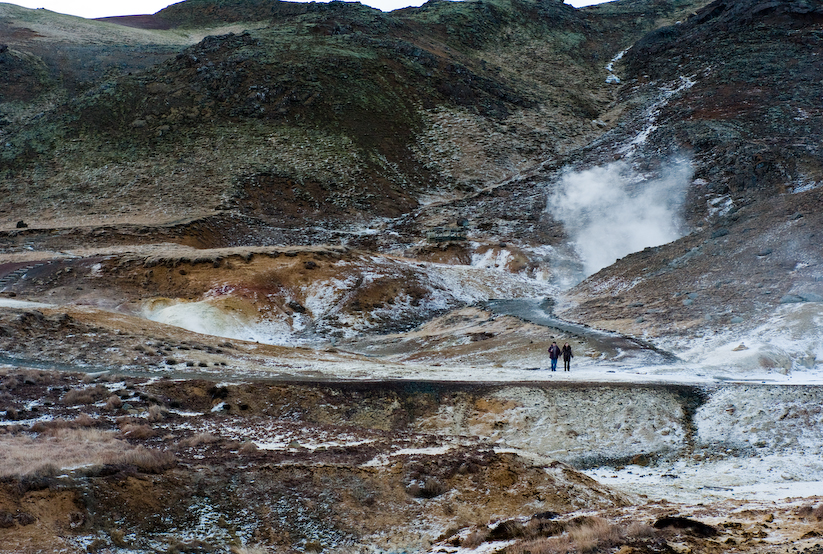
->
[617,0,823,210]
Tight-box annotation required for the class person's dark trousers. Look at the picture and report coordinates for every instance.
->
[564,360,570,371]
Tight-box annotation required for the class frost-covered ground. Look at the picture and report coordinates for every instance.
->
[666,302,823,377]
[152,365,823,509]
[586,453,823,505]
[0,299,54,309]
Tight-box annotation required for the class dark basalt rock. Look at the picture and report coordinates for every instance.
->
[654,516,718,537]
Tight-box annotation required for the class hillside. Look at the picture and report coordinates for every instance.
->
[555,0,823,363]
[0,0,703,231]
[0,0,820,376]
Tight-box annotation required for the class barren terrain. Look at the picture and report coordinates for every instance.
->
[4,369,823,553]
[1,0,823,552]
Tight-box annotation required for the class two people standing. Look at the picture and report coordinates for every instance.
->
[547,341,573,371]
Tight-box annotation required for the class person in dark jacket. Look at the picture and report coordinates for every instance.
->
[547,341,561,371]
[561,343,573,371]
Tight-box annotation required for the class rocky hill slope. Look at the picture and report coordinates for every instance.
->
[556,0,823,362]
[0,0,700,230]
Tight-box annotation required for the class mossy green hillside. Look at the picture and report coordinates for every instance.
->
[0,0,708,228]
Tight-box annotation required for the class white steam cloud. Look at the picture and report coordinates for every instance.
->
[549,159,693,277]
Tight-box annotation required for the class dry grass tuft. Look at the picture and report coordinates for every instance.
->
[147,404,168,422]
[109,529,129,548]
[110,446,176,472]
[0,424,24,434]
[488,519,526,540]
[524,517,564,540]
[75,413,97,427]
[0,375,20,391]
[568,517,621,551]
[408,477,448,499]
[180,432,219,447]
[509,535,573,554]
[797,504,814,518]
[27,462,61,479]
[625,521,657,539]
[421,477,448,498]
[30,420,60,434]
[462,528,489,549]
[797,504,823,521]
[12,370,46,385]
[0,419,174,479]
[62,385,109,406]
[0,428,119,479]
[502,516,631,554]
[105,395,123,410]
[230,547,270,554]
[238,441,259,454]
[30,414,99,435]
[119,423,156,440]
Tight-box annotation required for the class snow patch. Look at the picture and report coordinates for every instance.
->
[673,302,823,375]
[605,47,629,84]
[0,299,55,308]
[392,445,454,456]
[471,248,514,270]
[620,76,697,155]
[586,451,823,504]
[142,297,301,346]
[707,194,734,217]
[792,179,822,194]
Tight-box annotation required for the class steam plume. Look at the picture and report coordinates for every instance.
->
[549,158,693,277]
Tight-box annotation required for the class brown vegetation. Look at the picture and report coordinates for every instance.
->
[105,394,122,410]
[62,385,109,406]
[0,428,118,479]
[113,446,176,472]
[179,432,220,448]
[118,422,156,440]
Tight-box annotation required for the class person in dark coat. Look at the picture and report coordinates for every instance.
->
[561,343,573,371]
[547,341,561,371]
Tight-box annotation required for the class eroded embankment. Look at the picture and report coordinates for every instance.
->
[140,379,823,468]
[391,381,823,467]
[1,370,633,554]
